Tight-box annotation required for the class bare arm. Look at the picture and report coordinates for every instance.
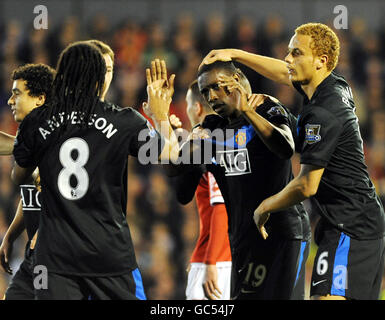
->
[219,76,294,159]
[0,200,25,274]
[242,106,294,159]
[254,164,324,238]
[0,132,15,155]
[201,49,292,86]
[143,59,179,164]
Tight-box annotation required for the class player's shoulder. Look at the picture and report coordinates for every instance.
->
[300,104,338,124]
[19,105,48,131]
[317,72,352,106]
[100,101,147,125]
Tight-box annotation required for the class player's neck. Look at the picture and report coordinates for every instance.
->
[301,70,332,100]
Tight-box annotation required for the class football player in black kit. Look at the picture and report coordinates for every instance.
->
[169,60,309,300]
[201,22,385,300]
[0,63,55,300]
[11,42,179,299]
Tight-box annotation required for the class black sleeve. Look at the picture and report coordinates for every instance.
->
[127,111,165,163]
[297,107,343,167]
[256,99,290,127]
[172,165,205,205]
[13,113,38,168]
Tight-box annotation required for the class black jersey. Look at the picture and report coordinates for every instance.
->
[293,72,385,239]
[199,100,303,258]
[19,184,40,240]
[13,101,164,276]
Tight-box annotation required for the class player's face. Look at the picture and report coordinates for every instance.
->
[185,89,199,126]
[7,80,44,123]
[101,53,113,100]
[198,69,239,120]
[285,34,317,85]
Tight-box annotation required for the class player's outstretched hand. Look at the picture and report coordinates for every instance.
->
[203,264,222,300]
[199,49,234,69]
[146,58,175,103]
[253,209,270,240]
[0,238,13,275]
[144,85,171,121]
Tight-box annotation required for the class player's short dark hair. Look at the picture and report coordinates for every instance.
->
[11,63,55,101]
[86,39,114,65]
[197,60,238,78]
[188,80,211,111]
[50,41,106,127]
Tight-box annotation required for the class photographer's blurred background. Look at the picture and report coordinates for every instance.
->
[0,0,384,299]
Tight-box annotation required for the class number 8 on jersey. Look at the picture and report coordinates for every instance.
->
[58,137,89,200]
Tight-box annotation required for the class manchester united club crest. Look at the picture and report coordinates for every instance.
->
[235,131,247,147]
[305,124,321,144]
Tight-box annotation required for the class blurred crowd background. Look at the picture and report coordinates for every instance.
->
[0,0,384,299]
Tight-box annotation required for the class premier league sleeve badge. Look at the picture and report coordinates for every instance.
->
[304,124,321,144]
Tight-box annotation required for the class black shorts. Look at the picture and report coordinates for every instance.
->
[291,239,310,300]
[310,221,385,300]
[231,233,302,300]
[34,268,147,300]
[4,245,35,300]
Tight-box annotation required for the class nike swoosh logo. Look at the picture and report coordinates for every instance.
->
[312,279,327,286]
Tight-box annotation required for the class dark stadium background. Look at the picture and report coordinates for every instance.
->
[0,0,384,299]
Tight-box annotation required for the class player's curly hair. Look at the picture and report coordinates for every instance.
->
[11,63,55,102]
[295,23,340,71]
[49,41,106,127]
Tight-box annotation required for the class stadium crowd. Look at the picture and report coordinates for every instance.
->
[0,12,384,299]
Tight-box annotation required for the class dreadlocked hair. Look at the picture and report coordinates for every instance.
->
[49,41,106,129]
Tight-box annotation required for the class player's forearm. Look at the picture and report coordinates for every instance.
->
[232,50,291,86]
[257,175,315,215]
[152,116,179,164]
[3,200,25,243]
[242,109,294,159]
[0,132,15,155]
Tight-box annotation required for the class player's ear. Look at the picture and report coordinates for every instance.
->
[195,102,203,116]
[37,94,46,107]
[316,54,328,70]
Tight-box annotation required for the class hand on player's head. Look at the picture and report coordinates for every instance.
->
[199,49,233,69]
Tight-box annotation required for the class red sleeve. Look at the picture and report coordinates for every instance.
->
[204,203,228,264]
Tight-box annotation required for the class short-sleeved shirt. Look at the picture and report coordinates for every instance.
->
[13,101,164,276]
[293,72,385,239]
[197,100,304,262]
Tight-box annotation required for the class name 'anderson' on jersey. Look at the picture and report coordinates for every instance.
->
[13,101,164,276]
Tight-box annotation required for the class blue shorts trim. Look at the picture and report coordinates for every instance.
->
[331,232,350,296]
[132,268,146,300]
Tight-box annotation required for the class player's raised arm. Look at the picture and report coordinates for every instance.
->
[201,49,292,87]
[0,132,15,155]
[143,59,179,164]
[218,74,294,159]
